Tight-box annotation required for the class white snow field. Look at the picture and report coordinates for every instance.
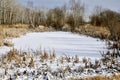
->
[0,31,107,58]
[0,31,119,80]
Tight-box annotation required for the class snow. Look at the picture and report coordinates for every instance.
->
[0,46,11,55]
[0,30,119,80]
[0,31,107,58]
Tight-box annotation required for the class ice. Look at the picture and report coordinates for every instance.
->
[0,31,107,58]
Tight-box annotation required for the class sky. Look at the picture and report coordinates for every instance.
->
[18,0,120,20]
[18,0,120,10]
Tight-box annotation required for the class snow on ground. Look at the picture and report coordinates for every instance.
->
[9,31,108,59]
[0,31,119,80]
[0,48,119,80]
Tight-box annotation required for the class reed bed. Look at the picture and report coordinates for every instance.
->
[0,48,120,80]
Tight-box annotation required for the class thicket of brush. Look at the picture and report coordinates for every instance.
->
[90,7,120,39]
[89,7,120,52]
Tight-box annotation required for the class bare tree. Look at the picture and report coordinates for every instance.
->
[67,0,85,30]
[46,7,65,29]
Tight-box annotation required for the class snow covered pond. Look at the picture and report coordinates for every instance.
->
[0,32,107,58]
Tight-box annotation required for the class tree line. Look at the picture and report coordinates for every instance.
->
[0,0,85,30]
[0,0,120,37]
[90,6,120,40]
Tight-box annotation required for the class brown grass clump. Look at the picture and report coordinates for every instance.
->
[65,55,71,63]
[1,49,35,68]
[112,73,120,80]
[40,50,49,62]
[70,77,77,80]
[43,50,49,60]
[0,24,53,47]
[3,28,27,38]
[74,55,79,63]
[28,57,34,68]
[70,73,120,80]
[64,66,71,73]
[0,27,4,46]
[50,50,56,60]
[0,25,28,46]
[7,48,18,62]
[75,24,110,39]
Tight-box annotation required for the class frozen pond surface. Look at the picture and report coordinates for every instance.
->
[0,32,107,58]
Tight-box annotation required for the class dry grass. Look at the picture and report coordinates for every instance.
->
[70,73,120,80]
[64,65,71,73]
[30,26,55,32]
[28,57,34,68]
[1,48,34,68]
[65,55,71,63]
[0,24,54,47]
[3,28,27,39]
[49,52,56,63]
[0,49,120,80]
[40,50,56,63]
[0,24,28,46]
[75,24,110,39]
[0,27,4,46]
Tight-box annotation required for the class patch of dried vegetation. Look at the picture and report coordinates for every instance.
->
[75,24,110,39]
[0,24,55,47]
[70,73,120,80]
[0,49,120,80]
[0,24,28,46]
